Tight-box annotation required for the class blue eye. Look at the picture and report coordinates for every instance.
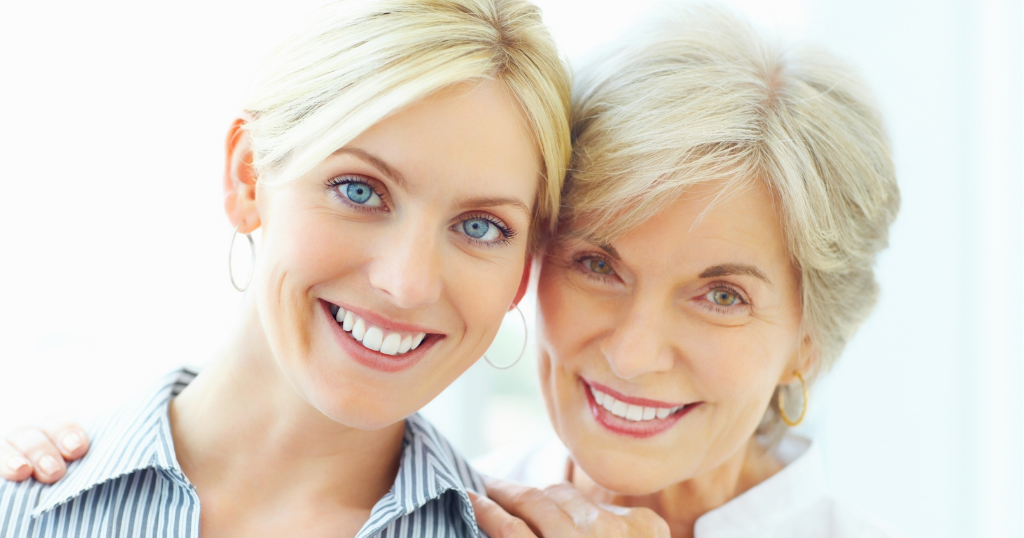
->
[337,181,382,207]
[460,218,500,241]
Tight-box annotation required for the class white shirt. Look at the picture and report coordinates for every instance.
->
[475,435,898,538]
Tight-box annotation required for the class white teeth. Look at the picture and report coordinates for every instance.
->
[343,311,355,331]
[602,395,616,412]
[611,400,628,418]
[332,306,428,357]
[380,332,402,355]
[589,385,681,422]
[352,318,367,341]
[362,327,384,351]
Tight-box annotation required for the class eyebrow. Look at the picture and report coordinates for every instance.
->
[457,196,532,218]
[699,264,772,286]
[332,148,406,188]
[598,243,621,260]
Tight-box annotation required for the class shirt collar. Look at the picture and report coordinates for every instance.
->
[356,412,484,538]
[29,368,482,536]
[31,368,197,518]
[693,435,826,537]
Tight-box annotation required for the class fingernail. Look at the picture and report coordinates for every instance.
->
[5,456,30,472]
[39,455,61,475]
[62,433,83,452]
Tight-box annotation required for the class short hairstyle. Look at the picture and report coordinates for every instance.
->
[564,4,900,436]
[243,0,572,235]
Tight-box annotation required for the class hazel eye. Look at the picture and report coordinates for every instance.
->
[459,218,501,241]
[707,289,739,306]
[337,182,382,208]
[583,257,614,275]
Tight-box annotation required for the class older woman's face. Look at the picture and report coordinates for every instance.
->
[251,81,540,430]
[536,179,807,494]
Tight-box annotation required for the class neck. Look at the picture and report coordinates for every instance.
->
[572,439,783,538]
[168,296,405,520]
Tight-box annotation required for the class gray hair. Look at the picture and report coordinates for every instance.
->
[564,3,900,439]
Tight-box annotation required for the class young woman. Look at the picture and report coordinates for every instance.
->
[3,4,901,538]
[0,0,589,535]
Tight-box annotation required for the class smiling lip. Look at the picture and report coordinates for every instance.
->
[581,378,701,439]
[319,300,442,373]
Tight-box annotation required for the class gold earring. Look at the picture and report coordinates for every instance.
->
[778,371,808,427]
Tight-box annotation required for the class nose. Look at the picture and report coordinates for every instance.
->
[599,298,675,379]
[367,221,443,309]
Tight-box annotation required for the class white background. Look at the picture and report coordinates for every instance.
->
[0,1,1019,537]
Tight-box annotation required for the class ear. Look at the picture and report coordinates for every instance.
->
[510,254,533,309]
[780,332,818,385]
[224,115,261,234]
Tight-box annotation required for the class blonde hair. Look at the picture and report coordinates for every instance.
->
[564,5,900,436]
[243,0,571,233]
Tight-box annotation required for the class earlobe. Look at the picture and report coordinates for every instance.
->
[511,254,533,310]
[223,115,261,234]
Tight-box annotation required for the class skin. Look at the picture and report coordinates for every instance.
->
[1,79,670,537]
[529,179,814,537]
[6,79,541,537]
[0,176,814,538]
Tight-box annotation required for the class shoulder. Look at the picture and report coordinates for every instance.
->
[0,475,48,536]
[696,436,901,538]
[0,369,198,538]
[404,413,485,494]
[782,495,902,538]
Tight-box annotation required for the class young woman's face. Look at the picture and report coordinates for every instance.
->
[251,81,540,430]
[536,180,807,494]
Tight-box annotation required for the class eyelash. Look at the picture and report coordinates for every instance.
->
[326,176,388,212]
[326,176,517,248]
[453,213,516,247]
[699,282,751,315]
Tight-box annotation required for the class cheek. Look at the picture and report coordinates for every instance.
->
[688,327,791,426]
[535,268,604,421]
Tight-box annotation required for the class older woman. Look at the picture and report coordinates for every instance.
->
[2,4,899,538]
[468,6,900,537]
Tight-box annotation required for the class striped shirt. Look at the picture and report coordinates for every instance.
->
[0,369,487,538]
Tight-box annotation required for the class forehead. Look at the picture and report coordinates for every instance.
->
[345,80,541,198]
[574,179,792,276]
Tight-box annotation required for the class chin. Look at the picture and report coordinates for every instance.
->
[312,390,408,430]
[573,448,684,496]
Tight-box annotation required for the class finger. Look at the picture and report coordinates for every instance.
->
[468,491,538,538]
[483,476,573,533]
[543,483,671,538]
[0,441,34,482]
[540,483,602,528]
[5,428,67,484]
[620,506,671,538]
[38,416,89,461]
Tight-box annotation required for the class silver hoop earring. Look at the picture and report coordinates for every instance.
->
[228,225,256,292]
[484,304,528,370]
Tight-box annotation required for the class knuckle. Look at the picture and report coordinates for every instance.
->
[595,513,630,535]
[628,508,670,537]
[509,486,545,506]
[497,517,533,538]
